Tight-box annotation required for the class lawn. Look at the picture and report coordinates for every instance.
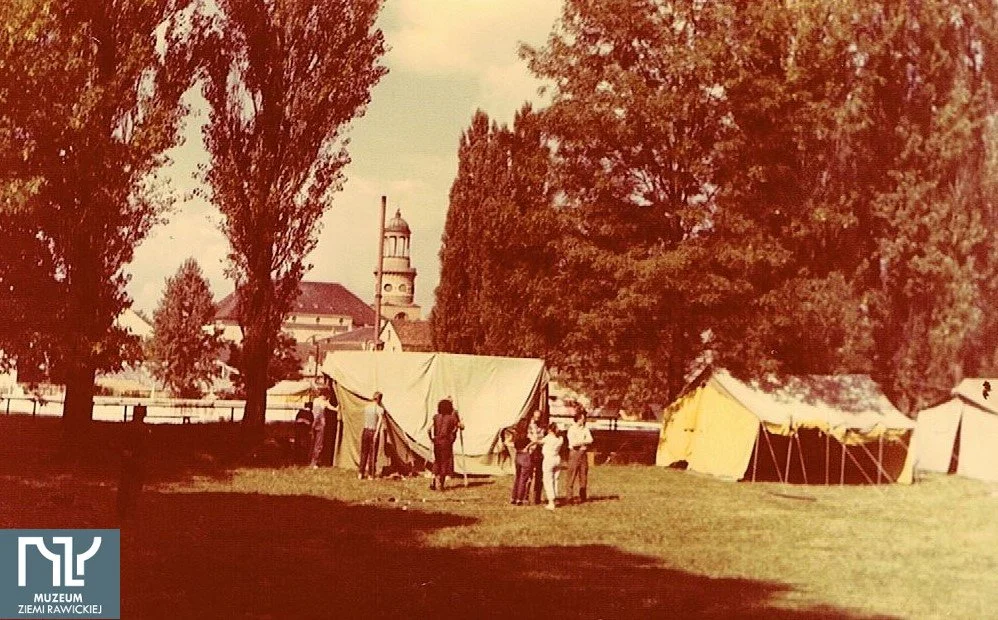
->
[2,417,997,619]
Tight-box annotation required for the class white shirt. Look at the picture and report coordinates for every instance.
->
[567,423,593,450]
[363,402,384,430]
[312,396,331,431]
[541,433,563,460]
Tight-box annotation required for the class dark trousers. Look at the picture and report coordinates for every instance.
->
[512,452,532,502]
[310,425,325,466]
[566,449,589,501]
[530,452,543,504]
[117,458,144,519]
[359,428,376,477]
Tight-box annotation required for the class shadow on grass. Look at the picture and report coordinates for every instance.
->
[111,491,891,620]
[3,418,894,619]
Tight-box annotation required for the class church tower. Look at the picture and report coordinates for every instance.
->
[376,209,421,321]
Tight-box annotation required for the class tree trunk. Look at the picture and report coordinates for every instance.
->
[240,330,270,450]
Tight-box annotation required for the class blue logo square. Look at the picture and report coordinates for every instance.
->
[0,529,120,619]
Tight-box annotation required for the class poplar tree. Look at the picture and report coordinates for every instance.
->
[200,0,386,438]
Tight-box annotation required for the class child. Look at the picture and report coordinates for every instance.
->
[541,422,564,511]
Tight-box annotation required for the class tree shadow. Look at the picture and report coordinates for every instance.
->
[108,491,890,620]
[2,418,896,618]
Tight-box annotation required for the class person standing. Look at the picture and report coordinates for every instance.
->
[507,422,532,505]
[565,410,594,503]
[526,409,546,504]
[541,423,564,511]
[429,398,463,491]
[310,389,333,468]
[359,391,385,479]
[294,402,314,465]
[118,405,151,521]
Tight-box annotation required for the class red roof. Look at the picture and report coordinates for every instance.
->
[392,319,434,352]
[215,282,376,326]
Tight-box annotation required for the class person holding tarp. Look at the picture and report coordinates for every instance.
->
[359,391,386,479]
[429,398,463,491]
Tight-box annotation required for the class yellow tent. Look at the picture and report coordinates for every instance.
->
[657,369,916,484]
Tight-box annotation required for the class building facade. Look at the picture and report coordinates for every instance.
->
[214,282,378,344]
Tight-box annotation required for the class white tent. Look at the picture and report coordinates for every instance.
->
[914,379,998,481]
[321,351,549,475]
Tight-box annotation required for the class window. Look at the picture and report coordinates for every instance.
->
[399,283,407,292]
[384,283,393,292]
[315,316,321,324]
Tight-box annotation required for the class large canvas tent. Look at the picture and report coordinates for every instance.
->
[321,351,548,476]
[914,378,998,481]
[656,369,916,484]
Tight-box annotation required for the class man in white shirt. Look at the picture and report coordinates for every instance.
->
[310,388,334,468]
[359,391,385,479]
[565,409,594,503]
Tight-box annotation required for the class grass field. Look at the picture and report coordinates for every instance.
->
[3,417,997,619]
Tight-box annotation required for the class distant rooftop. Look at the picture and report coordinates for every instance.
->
[215,282,376,326]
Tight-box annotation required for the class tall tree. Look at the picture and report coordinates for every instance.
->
[0,0,194,433]
[148,259,222,398]
[200,0,386,438]
[433,106,563,359]
[522,0,734,406]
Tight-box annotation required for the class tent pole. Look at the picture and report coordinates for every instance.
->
[824,431,830,486]
[844,442,881,487]
[795,433,808,485]
[761,427,784,484]
[858,440,896,485]
[752,425,760,482]
[784,433,793,484]
[840,441,846,486]
[877,436,884,484]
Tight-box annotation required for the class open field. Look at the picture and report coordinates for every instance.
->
[2,417,997,619]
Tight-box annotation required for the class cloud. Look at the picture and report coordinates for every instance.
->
[127,2,566,319]
[387,0,561,77]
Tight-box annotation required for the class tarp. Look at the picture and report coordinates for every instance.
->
[914,379,998,481]
[657,369,916,484]
[321,351,548,475]
[266,379,315,405]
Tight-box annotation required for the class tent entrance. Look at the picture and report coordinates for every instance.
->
[746,426,913,485]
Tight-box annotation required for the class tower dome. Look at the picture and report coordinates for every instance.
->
[385,209,411,234]
[374,207,421,321]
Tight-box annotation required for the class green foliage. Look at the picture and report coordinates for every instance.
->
[226,331,301,397]
[198,0,386,429]
[433,0,998,413]
[148,259,223,399]
[0,0,196,424]
[432,106,564,359]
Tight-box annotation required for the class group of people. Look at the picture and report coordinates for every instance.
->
[296,388,594,509]
[508,408,593,510]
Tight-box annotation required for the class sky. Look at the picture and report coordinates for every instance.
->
[126,0,563,317]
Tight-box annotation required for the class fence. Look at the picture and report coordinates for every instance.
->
[0,395,301,424]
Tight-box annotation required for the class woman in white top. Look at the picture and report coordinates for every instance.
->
[541,423,564,510]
